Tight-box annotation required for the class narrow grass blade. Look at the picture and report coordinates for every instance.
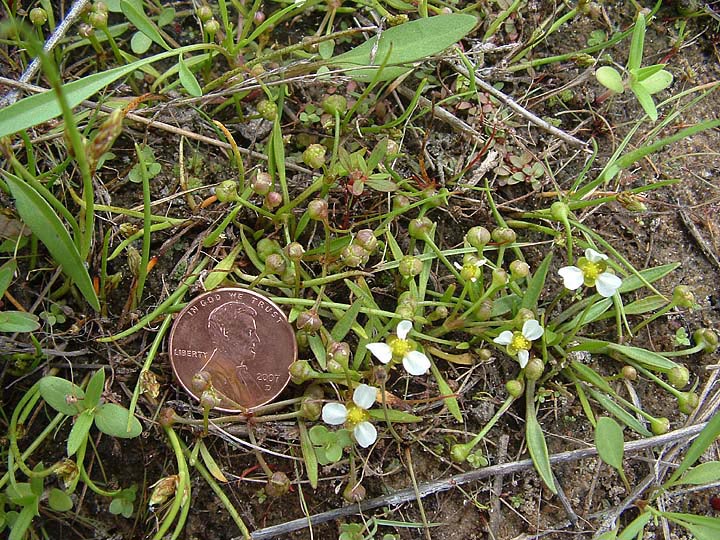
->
[4,175,100,311]
[298,420,318,489]
[667,411,720,485]
[198,440,228,483]
[427,355,462,422]
[120,0,170,50]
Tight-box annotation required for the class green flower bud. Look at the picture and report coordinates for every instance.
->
[94,2,109,15]
[621,365,637,381]
[289,360,319,383]
[396,305,415,320]
[506,379,525,398]
[30,7,48,26]
[399,256,423,278]
[321,95,347,115]
[251,171,272,195]
[327,341,351,366]
[89,10,108,29]
[285,242,305,262]
[466,226,491,250]
[513,308,535,329]
[693,328,719,353]
[524,358,544,381]
[450,443,471,463]
[159,407,177,428]
[672,285,695,308]
[678,391,699,415]
[386,139,400,155]
[393,194,411,210]
[303,144,327,169]
[509,260,530,279]
[408,217,433,239]
[550,201,569,221]
[307,199,328,221]
[491,227,516,245]
[667,365,690,389]
[191,371,213,393]
[491,268,508,287]
[257,238,281,261]
[256,99,277,121]
[398,291,417,309]
[650,417,670,435]
[200,389,222,410]
[265,471,291,497]
[265,253,286,275]
[477,348,493,361]
[295,330,309,350]
[264,191,283,209]
[197,5,213,22]
[355,229,378,253]
[473,299,493,321]
[387,14,409,26]
[372,365,388,385]
[326,359,344,374]
[341,244,370,268]
[296,309,322,333]
[343,483,366,503]
[204,18,220,36]
[78,23,94,39]
[427,305,449,322]
[215,180,238,202]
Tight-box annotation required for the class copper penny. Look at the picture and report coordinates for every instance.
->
[168,288,297,412]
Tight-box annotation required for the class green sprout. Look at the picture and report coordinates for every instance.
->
[595,10,673,121]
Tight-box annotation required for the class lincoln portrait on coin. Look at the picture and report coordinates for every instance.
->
[203,301,260,408]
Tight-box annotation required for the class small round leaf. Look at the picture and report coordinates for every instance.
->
[596,66,625,94]
[94,403,143,438]
[38,376,85,416]
[48,488,73,512]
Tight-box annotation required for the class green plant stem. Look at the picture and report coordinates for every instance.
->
[135,143,152,304]
[627,361,684,399]
[97,256,208,342]
[456,394,516,456]
[155,425,191,540]
[483,0,522,41]
[126,312,175,429]
[630,301,676,335]
[181,439,251,539]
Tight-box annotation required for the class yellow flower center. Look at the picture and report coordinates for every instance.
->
[582,261,602,281]
[390,338,412,359]
[346,405,369,426]
[510,332,531,353]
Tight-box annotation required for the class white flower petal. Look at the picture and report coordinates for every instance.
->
[558,266,584,291]
[354,421,377,448]
[454,261,463,270]
[403,351,431,376]
[353,384,377,410]
[493,330,514,346]
[517,350,529,368]
[396,320,413,340]
[584,248,607,263]
[476,258,487,267]
[322,403,348,425]
[596,272,623,298]
[522,319,544,341]
[366,342,392,364]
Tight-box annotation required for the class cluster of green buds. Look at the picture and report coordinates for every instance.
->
[197,5,220,39]
[88,1,109,30]
[396,291,418,320]
[340,229,378,269]
[256,99,278,121]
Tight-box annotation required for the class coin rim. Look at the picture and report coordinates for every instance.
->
[168,287,297,412]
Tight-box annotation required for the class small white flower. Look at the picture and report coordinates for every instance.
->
[366,320,431,376]
[493,319,544,368]
[321,384,378,448]
[454,257,487,283]
[558,248,622,298]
